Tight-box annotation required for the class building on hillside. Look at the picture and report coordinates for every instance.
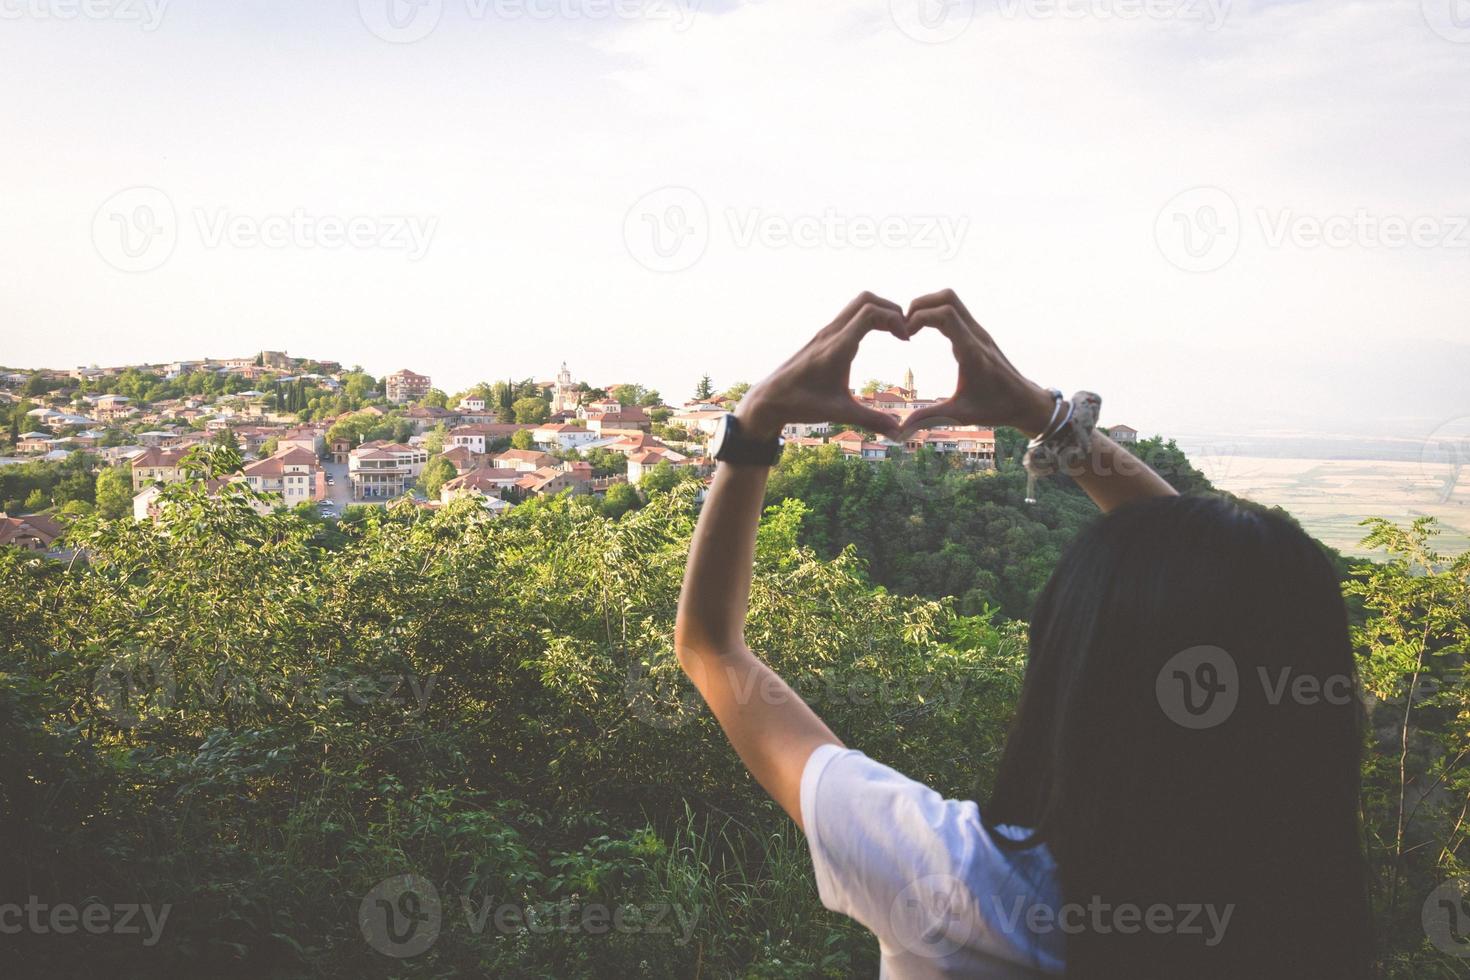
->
[403,405,462,433]
[16,432,52,454]
[670,409,725,437]
[437,445,479,475]
[458,396,487,412]
[904,429,997,468]
[781,421,831,440]
[552,362,580,414]
[449,423,531,455]
[260,350,292,370]
[1104,424,1138,444]
[582,405,651,436]
[348,441,428,500]
[0,514,62,552]
[329,437,351,465]
[439,467,522,510]
[830,429,892,462]
[130,447,190,491]
[385,369,432,405]
[626,448,694,484]
[239,447,322,509]
[277,426,324,455]
[92,394,134,422]
[531,423,599,452]
[491,448,560,473]
[516,465,591,498]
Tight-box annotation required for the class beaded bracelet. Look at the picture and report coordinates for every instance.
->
[1022,390,1101,504]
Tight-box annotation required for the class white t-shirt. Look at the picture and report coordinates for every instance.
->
[801,743,1064,978]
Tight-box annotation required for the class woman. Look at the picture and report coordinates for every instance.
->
[673,290,1370,978]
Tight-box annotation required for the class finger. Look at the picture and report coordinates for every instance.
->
[904,304,974,349]
[837,402,903,441]
[836,303,908,353]
[823,291,903,339]
[907,288,974,324]
[899,399,964,439]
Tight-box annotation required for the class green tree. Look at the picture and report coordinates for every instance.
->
[513,397,550,425]
[422,388,449,409]
[1346,517,1470,960]
[694,375,714,400]
[22,488,47,512]
[511,429,536,450]
[601,481,641,519]
[861,379,889,397]
[418,457,457,499]
[94,466,133,520]
[423,423,449,455]
[720,382,750,409]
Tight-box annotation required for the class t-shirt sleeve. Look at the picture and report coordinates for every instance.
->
[799,743,1054,968]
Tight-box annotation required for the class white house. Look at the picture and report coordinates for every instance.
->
[239,447,321,509]
[531,423,599,451]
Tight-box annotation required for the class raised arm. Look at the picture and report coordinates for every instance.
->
[899,289,1176,513]
[674,293,910,829]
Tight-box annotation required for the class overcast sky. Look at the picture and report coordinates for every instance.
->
[2,0,1466,440]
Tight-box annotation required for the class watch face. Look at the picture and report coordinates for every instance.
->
[709,414,732,459]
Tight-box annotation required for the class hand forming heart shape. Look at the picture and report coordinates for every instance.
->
[735,290,1055,446]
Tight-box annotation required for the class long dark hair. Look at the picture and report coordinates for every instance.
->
[986,494,1370,978]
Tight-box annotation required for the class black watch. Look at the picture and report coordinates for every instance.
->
[710,413,783,467]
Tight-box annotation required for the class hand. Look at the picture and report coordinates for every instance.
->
[736,292,910,442]
[899,289,1055,438]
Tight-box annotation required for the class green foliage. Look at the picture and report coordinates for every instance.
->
[694,375,714,401]
[418,456,457,499]
[1,451,99,514]
[94,465,133,520]
[511,429,536,450]
[1346,518,1470,975]
[0,441,1460,977]
[514,396,551,425]
[0,474,1020,977]
[601,481,641,519]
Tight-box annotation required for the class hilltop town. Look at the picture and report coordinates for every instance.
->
[0,352,1139,552]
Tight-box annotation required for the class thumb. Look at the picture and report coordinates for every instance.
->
[898,399,963,440]
[844,403,902,441]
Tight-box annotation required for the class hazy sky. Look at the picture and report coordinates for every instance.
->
[2,0,1467,439]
